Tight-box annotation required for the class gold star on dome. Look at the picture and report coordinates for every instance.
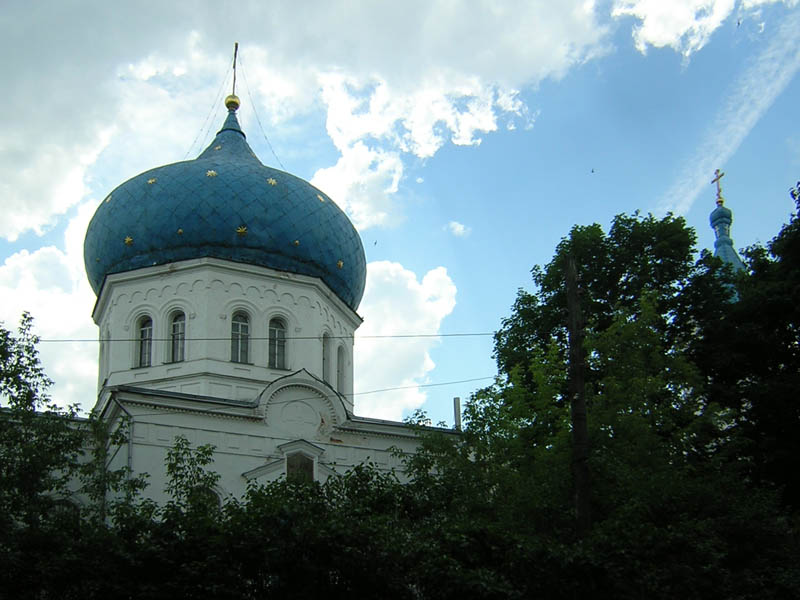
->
[236,225,248,237]
[147,178,157,185]
[317,194,325,203]
[214,145,222,151]
[206,170,218,177]
[267,178,277,186]
[177,228,184,235]
[124,236,133,246]
[336,260,344,269]
[104,194,112,204]
[293,240,300,246]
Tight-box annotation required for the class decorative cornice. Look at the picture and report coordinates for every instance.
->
[94,256,363,328]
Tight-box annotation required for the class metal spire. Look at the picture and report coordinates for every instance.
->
[225,42,241,111]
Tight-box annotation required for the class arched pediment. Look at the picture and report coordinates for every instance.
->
[242,438,338,484]
[256,370,348,439]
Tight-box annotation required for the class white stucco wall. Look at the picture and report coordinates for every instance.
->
[90,257,455,506]
[101,373,430,505]
[92,257,362,413]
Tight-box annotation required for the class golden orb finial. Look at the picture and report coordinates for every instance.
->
[225,94,240,111]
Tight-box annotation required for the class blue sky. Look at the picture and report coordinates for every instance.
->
[1,1,798,426]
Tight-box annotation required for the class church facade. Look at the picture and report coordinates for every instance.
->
[83,94,431,503]
[80,90,746,505]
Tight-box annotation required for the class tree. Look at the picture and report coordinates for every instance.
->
[0,313,151,599]
[689,183,800,511]
[0,314,87,598]
[407,210,800,599]
[0,313,84,527]
[4,192,800,600]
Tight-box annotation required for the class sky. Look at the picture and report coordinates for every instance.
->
[1,0,798,426]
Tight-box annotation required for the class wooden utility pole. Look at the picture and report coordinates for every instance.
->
[566,255,591,536]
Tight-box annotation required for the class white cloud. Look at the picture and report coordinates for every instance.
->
[311,72,533,229]
[660,7,800,214]
[0,202,98,412]
[311,142,403,230]
[742,0,799,9]
[318,71,528,158]
[612,0,799,57]
[0,127,113,241]
[445,221,472,237]
[0,0,689,412]
[354,262,456,421]
[0,1,612,241]
[612,0,736,56]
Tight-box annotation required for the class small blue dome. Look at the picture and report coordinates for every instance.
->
[84,109,366,311]
[710,203,732,228]
[709,199,745,272]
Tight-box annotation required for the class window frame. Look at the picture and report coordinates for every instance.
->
[231,311,251,364]
[169,311,186,363]
[336,345,345,393]
[322,332,331,383]
[137,316,153,368]
[286,452,315,483]
[268,317,287,369]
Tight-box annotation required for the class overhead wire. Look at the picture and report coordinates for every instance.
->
[41,45,496,420]
[37,331,496,343]
[84,375,496,421]
[183,68,232,159]
[237,50,287,170]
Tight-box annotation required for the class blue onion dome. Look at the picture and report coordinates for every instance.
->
[709,197,745,272]
[84,96,367,311]
[710,200,733,232]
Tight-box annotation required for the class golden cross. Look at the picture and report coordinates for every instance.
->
[711,168,725,201]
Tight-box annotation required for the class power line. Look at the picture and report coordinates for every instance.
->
[183,68,232,159]
[37,332,496,344]
[237,50,287,170]
[354,376,493,397]
[89,375,495,421]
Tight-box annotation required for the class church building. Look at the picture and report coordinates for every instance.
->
[709,168,746,272]
[83,93,430,503]
[80,83,747,505]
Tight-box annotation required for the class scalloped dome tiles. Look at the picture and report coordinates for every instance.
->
[83,107,366,310]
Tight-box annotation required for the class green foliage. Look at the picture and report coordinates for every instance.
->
[164,435,220,511]
[680,185,800,510]
[3,192,800,598]
[408,208,800,598]
[0,313,83,534]
[717,189,800,509]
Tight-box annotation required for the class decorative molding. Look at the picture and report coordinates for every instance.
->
[277,438,325,458]
[242,459,284,481]
[258,371,346,427]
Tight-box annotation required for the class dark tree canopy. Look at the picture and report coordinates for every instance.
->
[411,205,800,598]
[2,187,800,599]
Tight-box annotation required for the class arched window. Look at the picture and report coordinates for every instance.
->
[268,318,286,369]
[137,317,153,367]
[336,346,345,393]
[170,312,186,362]
[322,332,331,383]
[231,312,250,363]
[190,486,222,510]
